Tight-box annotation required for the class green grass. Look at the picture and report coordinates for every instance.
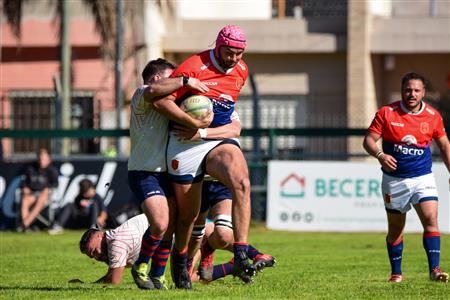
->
[0,227,448,299]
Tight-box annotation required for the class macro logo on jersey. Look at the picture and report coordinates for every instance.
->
[280,173,305,198]
[401,135,416,145]
[393,135,424,156]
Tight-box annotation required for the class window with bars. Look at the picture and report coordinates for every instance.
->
[6,91,100,155]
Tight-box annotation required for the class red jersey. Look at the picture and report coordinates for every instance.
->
[170,50,248,127]
[368,100,446,178]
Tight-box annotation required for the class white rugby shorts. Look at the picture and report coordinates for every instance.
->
[166,133,240,183]
[382,172,438,214]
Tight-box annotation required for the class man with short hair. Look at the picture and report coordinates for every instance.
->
[79,214,149,284]
[49,178,107,234]
[363,72,450,283]
[152,25,256,289]
[19,148,58,231]
[127,58,210,289]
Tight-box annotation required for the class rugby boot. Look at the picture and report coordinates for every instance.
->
[253,253,276,272]
[232,250,256,278]
[430,267,449,283]
[388,274,403,282]
[151,275,168,289]
[171,253,192,289]
[198,238,215,283]
[131,263,155,289]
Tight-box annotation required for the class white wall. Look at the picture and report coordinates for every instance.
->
[176,0,271,20]
[267,161,450,233]
[369,0,392,17]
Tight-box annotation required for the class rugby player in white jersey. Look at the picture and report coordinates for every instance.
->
[79,214,149,284]
[127,58,210,289]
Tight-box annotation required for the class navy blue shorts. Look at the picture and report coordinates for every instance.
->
[200,181,232,213]
[128,171,173,205]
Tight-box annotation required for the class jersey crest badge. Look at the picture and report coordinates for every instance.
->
[420,122,429,134]
[171,159,179,171]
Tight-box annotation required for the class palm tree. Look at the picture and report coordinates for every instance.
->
[2,0,117,57]
[2,0,130,155]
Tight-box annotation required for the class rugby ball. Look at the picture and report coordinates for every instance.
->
[180,95,213,119]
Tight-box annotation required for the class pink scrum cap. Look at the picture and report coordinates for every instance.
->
[214,25,247,56]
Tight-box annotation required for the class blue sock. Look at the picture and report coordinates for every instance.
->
[247,245,261,260]
[134,228,161,265]
[233,243,248,261]
[386,238,403,275]
[173,246,188,265]
[212,261,234,280]
[150,239,172,278]
[423,232,440,272]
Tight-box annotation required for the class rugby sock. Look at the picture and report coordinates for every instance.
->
[202,240,216,259]
[233,242,249,261]
[150,238,172,278]
[135,228,161,265]
[186,257,194,273]
[212,260,234,280]
[173,246,188,265]
[386,237,403,275]
[423,231,440,272]
[247,245,261,260]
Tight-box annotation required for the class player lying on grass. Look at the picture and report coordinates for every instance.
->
[79,214,149,284]
[186,178,276,284]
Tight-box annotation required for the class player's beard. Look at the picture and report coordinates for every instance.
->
[403,97,422,112]
[218,56,236,69]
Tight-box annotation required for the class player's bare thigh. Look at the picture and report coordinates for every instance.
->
[205,144,249,185]
[413,200,439,232]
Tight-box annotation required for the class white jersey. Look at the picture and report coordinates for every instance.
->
[128,86,169,172]
[105,214,149,269]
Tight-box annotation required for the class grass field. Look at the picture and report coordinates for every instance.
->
[0,227,448,299]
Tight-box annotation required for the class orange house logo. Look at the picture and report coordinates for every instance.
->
[280,173,305,198]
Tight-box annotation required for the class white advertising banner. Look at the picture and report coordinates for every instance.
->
[267,161,449,233]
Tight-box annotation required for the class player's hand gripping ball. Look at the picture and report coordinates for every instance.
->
[180,95,213,120]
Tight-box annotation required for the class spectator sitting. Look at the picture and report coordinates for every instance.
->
[48,179,108,235]
[19,148,58,232]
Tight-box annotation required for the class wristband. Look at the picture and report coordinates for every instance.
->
[198,128,207,139]
[375,150,384,159]
[182,76,189,86]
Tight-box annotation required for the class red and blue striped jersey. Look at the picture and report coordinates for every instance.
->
[170,50,248,127]
[368,100,446,178]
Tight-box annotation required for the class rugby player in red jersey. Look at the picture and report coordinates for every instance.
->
[363,72,450,283]
[152,25,256,289]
